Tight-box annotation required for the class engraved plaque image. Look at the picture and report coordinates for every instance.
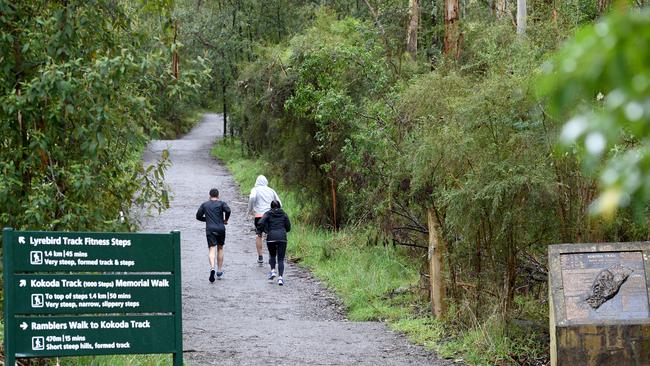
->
[560,251,649,323]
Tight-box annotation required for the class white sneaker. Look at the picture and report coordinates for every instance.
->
[278,277,284,286]
[268,271,276,280]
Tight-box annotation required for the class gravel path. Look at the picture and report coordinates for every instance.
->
[141,114,452,366]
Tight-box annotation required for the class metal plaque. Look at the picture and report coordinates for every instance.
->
[560,251,649,323]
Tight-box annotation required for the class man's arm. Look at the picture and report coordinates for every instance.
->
[247,189,256,216]
[196,204,206,222]
[223,202,231,223]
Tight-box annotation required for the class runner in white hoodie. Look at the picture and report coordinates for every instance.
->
[247,175,281,263]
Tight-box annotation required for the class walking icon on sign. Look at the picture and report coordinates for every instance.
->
[31,294,44,308]
[32,337,45,351]
[30,251,43,265]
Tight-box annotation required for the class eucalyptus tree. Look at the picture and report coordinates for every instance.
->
[443,0,460,58]
[517,0,526,35]
[406,0,419,57]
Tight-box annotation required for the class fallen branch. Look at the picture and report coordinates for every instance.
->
[392,239,427,250]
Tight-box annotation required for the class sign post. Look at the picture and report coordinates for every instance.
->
[3,228,183,365]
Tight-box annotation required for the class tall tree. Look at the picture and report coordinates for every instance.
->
[406,0,419,58]
[443,0,460,58]
[516,0,526,35]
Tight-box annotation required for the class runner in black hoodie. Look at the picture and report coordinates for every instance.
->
[256,200,291,286]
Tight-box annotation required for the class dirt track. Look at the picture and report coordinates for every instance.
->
[141,114,452,365]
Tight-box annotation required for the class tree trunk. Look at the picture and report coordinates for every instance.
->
[406,0,419,58]
[597,0,612,14]
[172,22,180,79]
[443,0,460,59]
[516,0,526,35]
[276,3,283,42]
[501,229,517,317]
[427,208,446,318]
[495,0,507,18]
[474,225,483,316]
[222,79,228,137]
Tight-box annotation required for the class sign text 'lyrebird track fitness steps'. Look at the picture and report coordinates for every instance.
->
[3,229,183,366]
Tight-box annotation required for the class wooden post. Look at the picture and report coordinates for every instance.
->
[330,177,338,230]
[427,208,446,318]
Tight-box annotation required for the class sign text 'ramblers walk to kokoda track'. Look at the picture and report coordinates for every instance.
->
[3,228,183,366]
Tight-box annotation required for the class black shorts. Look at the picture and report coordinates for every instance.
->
[254,217,265,237]
[206,231,225,247]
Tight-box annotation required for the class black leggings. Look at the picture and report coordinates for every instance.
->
[267,241,287,276]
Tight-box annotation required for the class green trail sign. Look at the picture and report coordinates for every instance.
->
[3,229,183,365]
[14,315,176,357]
[13,274,175,314]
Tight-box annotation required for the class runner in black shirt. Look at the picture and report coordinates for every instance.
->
[196,188,231,282]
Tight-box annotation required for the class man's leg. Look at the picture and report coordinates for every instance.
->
[216,244,224,272]
[255,217,263,263]
[208,246,216,269]
[256,235,264,256]
[208,244,216,283]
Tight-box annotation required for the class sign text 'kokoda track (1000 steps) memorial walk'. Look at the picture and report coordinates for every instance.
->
[3,228,183,366]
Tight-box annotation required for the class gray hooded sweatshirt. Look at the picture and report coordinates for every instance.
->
[247,175,281,216]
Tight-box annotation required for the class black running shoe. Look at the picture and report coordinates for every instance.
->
[216,271,223,280]
[209,269,215,283]
[257,255,263,264]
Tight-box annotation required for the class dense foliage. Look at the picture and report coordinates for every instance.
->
[542,7,650,217]
[0,0,209,232]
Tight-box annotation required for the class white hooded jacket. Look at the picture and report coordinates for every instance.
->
[247,175,281,216]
